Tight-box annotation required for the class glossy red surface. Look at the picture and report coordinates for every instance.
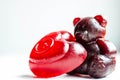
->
[68,15,117,78]
[29,31,87,78]
[97,39,117,58]
[74,17,106,43]
[73,17,81,26]
[94,15,107,27]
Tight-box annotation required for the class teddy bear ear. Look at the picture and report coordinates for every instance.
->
[73,17,81,27]
[94,15,107,28]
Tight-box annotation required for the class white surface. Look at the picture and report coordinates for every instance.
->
[0,53,119,80]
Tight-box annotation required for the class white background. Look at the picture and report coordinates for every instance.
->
[0,0,120,80]
[0,0,120,54]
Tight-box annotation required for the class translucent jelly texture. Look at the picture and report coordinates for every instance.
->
[74,17,106,43]
[68,15,117,78]
[29,15,117,78]
[29,31,87,78]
